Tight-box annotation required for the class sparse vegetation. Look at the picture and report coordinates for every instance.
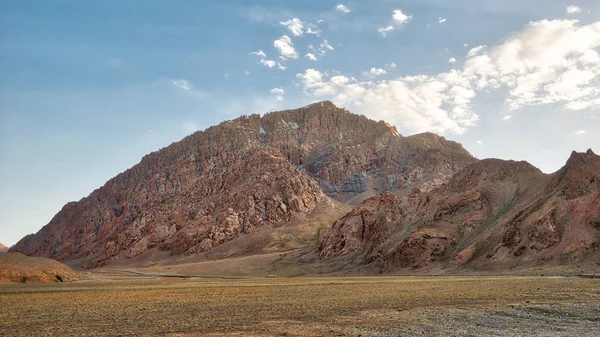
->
[1,275,598,336]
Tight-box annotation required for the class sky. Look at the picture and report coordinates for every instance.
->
[1,0,599,246]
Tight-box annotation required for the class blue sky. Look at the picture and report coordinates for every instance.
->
[1,0,599,246]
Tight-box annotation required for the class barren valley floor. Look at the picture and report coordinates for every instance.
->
[1,274,599,337]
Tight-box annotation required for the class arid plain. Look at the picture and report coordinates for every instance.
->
[2,273,599,337]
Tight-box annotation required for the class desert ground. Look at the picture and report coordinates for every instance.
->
[1,273,599,337]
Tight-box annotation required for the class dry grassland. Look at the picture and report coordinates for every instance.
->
[1,275,599,336]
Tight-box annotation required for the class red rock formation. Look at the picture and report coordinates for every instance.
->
[320,150,600,271]
[10,102,475,267]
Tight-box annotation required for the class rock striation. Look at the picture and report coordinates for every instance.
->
[10,101,475,267]
[320,150,600,271]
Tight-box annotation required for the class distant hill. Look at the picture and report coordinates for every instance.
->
[0,252,80,283]
[0,243,8,252]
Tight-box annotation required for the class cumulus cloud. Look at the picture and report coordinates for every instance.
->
[503,115,512,120]
[393,10,412,24]
[567,6,582,14]
[575,130,586,135]
[274,35,299,59]
[439,17,447,23]
[369,68,387,76]
[270,87,285,101]
[379,10,412,36]
[463,19,600,111]
[336,4,351,14]
[270,88,284,95]
[297,68,478,134]
[387,63,397,68]
[305,53,318,61]
[378,25,395,37]
[449,57,457,63]
[297,19,600,135]
[280,18,304,36]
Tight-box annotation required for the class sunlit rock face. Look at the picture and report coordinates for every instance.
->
[10,101,476,267]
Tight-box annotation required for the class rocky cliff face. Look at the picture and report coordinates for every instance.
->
[260,102,476,204]
[320,150,600,271]
[10,101,475,267]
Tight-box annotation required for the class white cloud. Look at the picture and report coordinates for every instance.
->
[296,19,600,135]
[172,79,191,91]
[280,18,304,36]
[274,35,299,59]
[259,59,286,70]
[305,53,318,61]
[250,50,267,58]
[467,45,486,57]
[297,69,478,134]
[270,88,285,95]
[330,75,350,86]
[439,17,447,24]
[370,68,387,76]
[575,130,586,135]
[305,23,321,37]
[462,19,600,111]
[336,4,351,14]
[380,10,412,36]
[378,25,395,37]
[393,10,412,25]
[567,6,582,14]
[503,115,512,120]
[463,43,469,47]
[245,70,251,75]
[260,59,277,68]
[476,140,484,145]
[308,40,335,58]
[320,40,334,51]
[449,57,457,63]
[387,63,397,68]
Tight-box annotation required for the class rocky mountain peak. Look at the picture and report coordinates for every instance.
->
[10,102,477,268]
[552,149,600,199]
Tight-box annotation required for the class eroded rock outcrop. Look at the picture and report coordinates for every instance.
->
[320,150,600,271]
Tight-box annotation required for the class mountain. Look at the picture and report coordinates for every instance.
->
[320,150,600,272]
[10,102,475,268]
[0,243,8,252]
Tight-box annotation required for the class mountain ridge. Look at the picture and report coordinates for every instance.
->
[10,101,476,268]
[319,149,600,272]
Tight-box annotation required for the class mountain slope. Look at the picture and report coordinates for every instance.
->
[0,252,80,283]
[320,150,600,272]
[0,243,8,252]
[10,102,475,268]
